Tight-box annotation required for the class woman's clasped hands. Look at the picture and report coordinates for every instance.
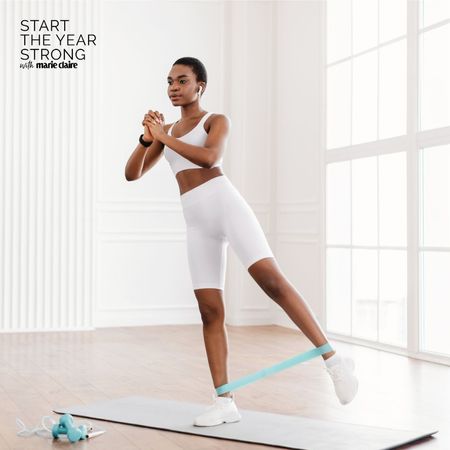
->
[142,110,166,141]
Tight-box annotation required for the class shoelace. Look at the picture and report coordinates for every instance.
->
[16,416,93,439]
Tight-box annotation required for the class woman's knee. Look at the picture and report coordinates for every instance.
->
[259,276,287,300]
[194,289,225,325]
[248,259,290,301]
[199,308,224,326]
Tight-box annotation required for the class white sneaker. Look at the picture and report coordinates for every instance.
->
[193,392,242,427]
[325,356,359,405]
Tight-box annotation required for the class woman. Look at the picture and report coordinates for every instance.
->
[125,57,358,426]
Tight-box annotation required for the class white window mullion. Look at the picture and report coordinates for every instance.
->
[350,0,354,337]
[406,0,419,357]
[376,0,380,343]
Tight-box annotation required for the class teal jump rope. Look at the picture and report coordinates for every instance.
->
[16,413,105,443]
[215,342,333,395]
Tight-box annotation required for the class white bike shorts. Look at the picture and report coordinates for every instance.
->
[180,174,274,290]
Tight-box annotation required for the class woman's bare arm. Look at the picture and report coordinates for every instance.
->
[125,123,172,181]
[151,114,230,168]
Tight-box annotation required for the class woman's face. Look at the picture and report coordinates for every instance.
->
[167,64,203,105]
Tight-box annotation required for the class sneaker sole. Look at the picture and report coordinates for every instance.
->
[333,357,358,405]
[194,413,242,427]
[340,387,358,404]
[339,375,359,405]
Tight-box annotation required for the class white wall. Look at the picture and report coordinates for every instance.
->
[219,0,326,331]
[1,0,326,333]
[222,0,276,325]
[272,0,326,330]
[1,0,99,331]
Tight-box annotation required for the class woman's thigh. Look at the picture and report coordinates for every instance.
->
[223,191,274,270]
[186,227,228,290]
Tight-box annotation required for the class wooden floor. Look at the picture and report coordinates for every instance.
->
[0,325,447,449]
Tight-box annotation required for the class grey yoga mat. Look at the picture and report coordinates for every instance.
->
[54,395,438,450]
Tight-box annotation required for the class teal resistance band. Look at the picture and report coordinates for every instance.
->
[215,342,333,395]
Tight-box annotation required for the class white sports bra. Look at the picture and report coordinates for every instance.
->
[164,111,223,176]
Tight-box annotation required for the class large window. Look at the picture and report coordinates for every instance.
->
[325,0,450,364]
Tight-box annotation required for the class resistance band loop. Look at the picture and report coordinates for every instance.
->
[215,342,333,395]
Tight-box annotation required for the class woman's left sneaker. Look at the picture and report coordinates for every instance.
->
[193,391,242,427]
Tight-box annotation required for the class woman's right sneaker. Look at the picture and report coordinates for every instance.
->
[325,355,359,405]
[193,391,242,427]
